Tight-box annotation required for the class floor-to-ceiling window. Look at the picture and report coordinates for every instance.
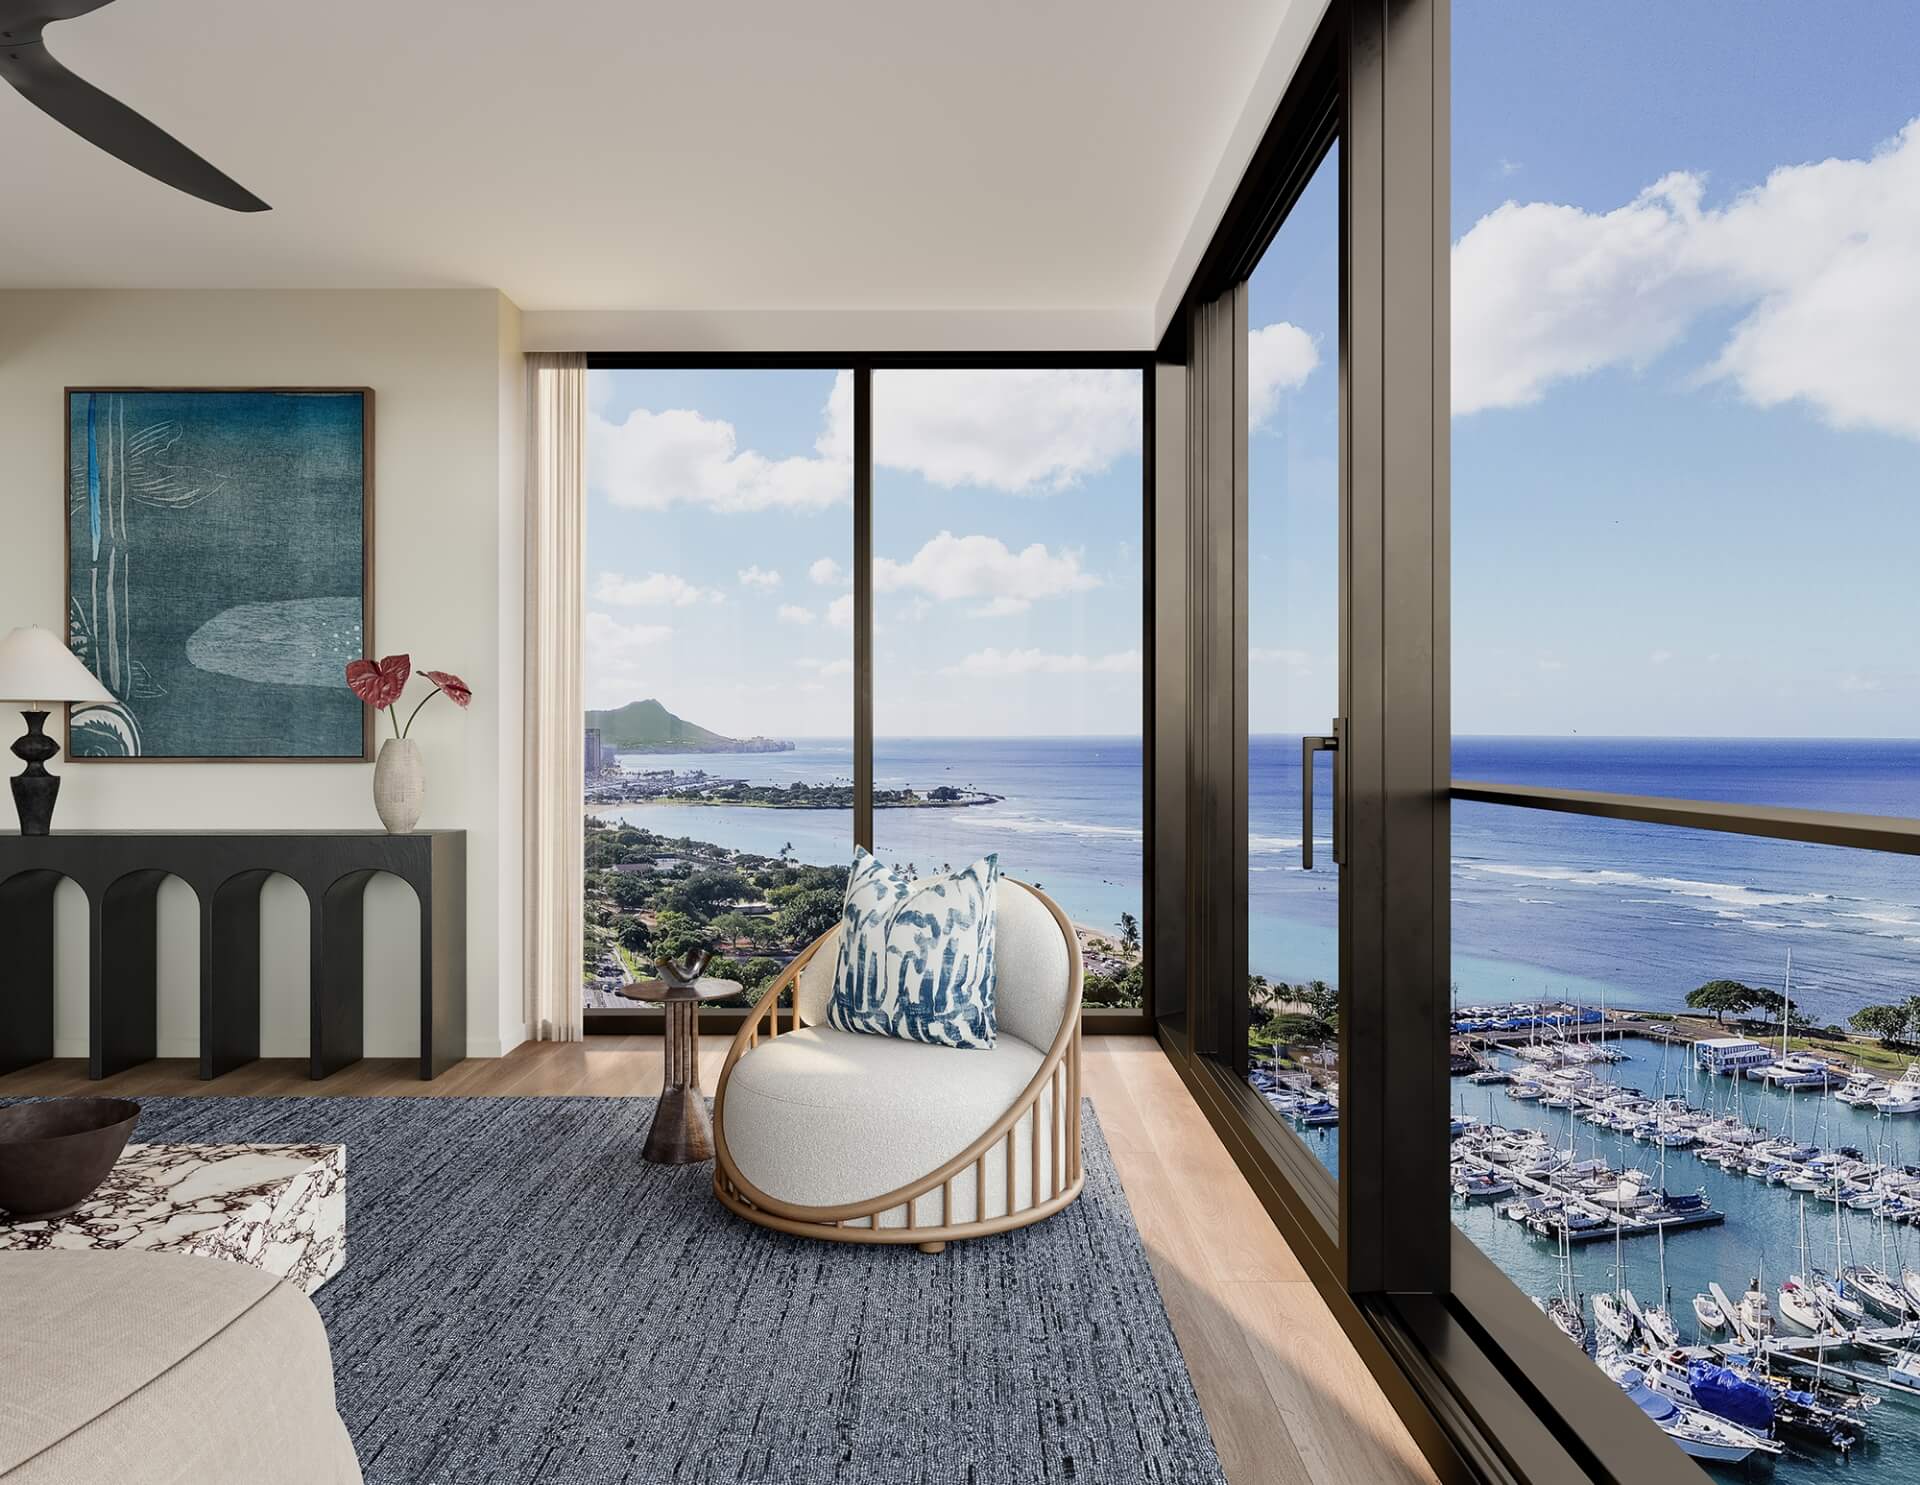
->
[1244,140,1343,1175]
[582,362,1149,1023]
[582,368,853,1014]
[870,369,1147,1009]
[1450,2,1920,1476]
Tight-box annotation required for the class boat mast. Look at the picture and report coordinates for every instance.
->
[1781,948,1792,1060]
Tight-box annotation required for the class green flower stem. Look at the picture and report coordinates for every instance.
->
[400,685,444,739]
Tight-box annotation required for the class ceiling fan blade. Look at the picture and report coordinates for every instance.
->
[0,37,268,211]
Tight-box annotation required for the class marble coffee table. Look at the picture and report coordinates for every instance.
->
[0,1143,345,1295]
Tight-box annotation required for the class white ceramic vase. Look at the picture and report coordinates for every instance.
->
[373,737,425,833]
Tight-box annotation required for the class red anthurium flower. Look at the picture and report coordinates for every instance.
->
[345,654,411,709]
[423,670,472,708]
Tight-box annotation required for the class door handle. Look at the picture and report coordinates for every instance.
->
[1301,722,1342,870]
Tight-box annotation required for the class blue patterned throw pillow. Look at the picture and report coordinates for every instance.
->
[826,847,1000,1049]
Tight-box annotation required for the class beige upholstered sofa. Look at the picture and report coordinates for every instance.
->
[713,877,1084,1252]
[0,1250,360,1484]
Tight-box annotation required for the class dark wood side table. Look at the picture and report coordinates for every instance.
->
[617,975,741,1163]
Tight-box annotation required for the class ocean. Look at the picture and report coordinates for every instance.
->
[603,735,1920,1476]
[1436,1038,1920,1482]
[604,736,1920,1026]
[603,737,1147,935]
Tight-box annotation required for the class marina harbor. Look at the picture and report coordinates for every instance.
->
[1256,1001,1920,1471]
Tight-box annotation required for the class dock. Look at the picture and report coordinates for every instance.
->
[1456,1151,1725,1243]
[1763,1323,1920,1359]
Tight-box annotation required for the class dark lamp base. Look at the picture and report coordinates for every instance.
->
[10,710,61,836]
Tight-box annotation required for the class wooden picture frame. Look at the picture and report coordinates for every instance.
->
[62,387,375,763]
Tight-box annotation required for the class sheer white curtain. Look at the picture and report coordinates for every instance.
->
[523,352,587,1041]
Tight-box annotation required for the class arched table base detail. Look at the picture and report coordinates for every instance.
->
[0,831,466,1082]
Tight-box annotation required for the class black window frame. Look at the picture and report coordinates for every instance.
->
[579,353,1157,1039]
[1155,4,1719,1483]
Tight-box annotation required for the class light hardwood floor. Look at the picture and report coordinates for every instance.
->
[0,1035,1436,1485]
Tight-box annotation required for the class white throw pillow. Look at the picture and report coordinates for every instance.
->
[826,847,1000,1049]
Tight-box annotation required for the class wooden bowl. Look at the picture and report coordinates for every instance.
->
[0,1098,140,1222]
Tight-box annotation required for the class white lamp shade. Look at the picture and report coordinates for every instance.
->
[0,626,117,706]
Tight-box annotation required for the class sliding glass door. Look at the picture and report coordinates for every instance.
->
[1240,140,1345,1179]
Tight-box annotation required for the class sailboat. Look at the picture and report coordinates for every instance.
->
[1842,1207,1917,1320]
[1885,1346,1920,1395]
[1781,1197,1843,1333]
[1809,1190,1869,1326]
[1534,1220,1587,1347]
[1639,1165,1682,1348]
[1735,1278,1774,1342]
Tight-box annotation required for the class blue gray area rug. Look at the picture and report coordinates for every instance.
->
[120,1096,1226,1485]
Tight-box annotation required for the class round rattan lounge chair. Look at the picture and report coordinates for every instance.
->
[712,878,1084,1253]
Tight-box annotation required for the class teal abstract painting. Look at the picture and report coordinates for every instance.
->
[65,389,372,759]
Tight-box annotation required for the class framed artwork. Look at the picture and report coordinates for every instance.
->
[64,387,374,761]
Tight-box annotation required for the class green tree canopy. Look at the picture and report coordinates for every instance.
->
[1849,1003,1912,1047]
[1686,979,1762,1025]
[650,909,712,962]
[667,868,749,918]
[777,887,844,946]
[709,911,759,946]
[608,873,653,912]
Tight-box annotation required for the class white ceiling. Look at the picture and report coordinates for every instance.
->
[0,0,1315,335]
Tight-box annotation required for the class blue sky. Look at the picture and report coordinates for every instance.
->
[1448,1,1920,737]
[587,368,1142,739]
[591,5,1918,744]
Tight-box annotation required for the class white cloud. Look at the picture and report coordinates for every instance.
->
[1537,656,1566,672]
[826,593,854,630]
[1650,649,1674,665]
[1251,646,1314,669]
[1248,322,1320,428]
[1453,118,1920,438]
[593,571,722,607]
[1839,672,1884,693]
[873,532,1099,612]
[582,611,671,709]
[797,657,854,677]
[776,604,815,626]
[738,565,781,589]
[590,375,852,512]
[591,366,1144,513]
[874,369,1140,491]
[808,557,844,586]
[945,647,1142,677]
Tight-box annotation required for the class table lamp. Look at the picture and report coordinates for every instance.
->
[0,626,116,836]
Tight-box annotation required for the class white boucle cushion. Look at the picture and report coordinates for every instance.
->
[990,879,1073,1053]
[794,924,840,1026]
[722,1024,1053,1222]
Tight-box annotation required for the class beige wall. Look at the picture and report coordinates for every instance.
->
[0,290,526,1061]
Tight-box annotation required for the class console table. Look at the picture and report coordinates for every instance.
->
[0,831,465,1082]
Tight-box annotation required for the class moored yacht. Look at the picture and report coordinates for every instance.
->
[1875,1063,1920,1115]
[1601,1360,1778,1463]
